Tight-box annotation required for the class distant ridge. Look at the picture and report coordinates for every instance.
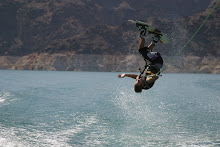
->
[0,0,219,73]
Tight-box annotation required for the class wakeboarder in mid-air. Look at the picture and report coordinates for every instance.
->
[118,20,169,93]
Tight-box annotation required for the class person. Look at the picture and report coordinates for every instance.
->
[118,29,164,93]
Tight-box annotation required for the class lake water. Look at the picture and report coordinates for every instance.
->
[0,70,219,146]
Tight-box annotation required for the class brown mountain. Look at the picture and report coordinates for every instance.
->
[0,0,219,73]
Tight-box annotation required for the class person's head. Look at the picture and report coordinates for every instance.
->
[134,79,143,93]
[134,77,156,93]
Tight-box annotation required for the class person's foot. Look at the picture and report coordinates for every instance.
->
[152,35,161,44]
[140,30,146,38]
[136,24,147,38]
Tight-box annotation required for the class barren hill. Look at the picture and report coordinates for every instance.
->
[0,0,219,73]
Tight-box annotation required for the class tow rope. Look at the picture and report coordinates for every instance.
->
[158,0,220,74]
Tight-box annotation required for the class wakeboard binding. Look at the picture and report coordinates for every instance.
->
[128,20,170,44]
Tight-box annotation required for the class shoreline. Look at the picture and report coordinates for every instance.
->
[0,54,219,74]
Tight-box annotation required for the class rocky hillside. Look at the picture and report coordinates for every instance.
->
[0,0,219,73]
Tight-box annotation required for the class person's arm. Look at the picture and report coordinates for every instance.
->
[146,74,159,83]
[150,75,159,80]
[118,73,138,79]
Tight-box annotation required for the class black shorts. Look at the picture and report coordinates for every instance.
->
[139,47,163,68]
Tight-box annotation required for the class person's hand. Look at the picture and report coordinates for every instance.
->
[147,74,159,80]
[118,73,126,78]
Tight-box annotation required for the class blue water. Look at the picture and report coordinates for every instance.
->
[0,70,219,146]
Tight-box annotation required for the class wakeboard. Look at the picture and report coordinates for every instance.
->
[128,20,169,44]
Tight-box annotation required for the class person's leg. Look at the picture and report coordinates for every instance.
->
[138,37,156,51]
[137,33,157,62]
[138,37,151,61]
[138,37,145,49]
[147,42,155,52]
[148,34,162,51]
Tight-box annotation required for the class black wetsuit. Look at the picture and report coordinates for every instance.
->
[139,47,163,89]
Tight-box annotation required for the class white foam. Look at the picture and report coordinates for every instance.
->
[0,97,6,103]
[57,114,112,146]
[0,126,29,147]
[0,91,10,104]
[0,91,20,107]
[0,114,112,146]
